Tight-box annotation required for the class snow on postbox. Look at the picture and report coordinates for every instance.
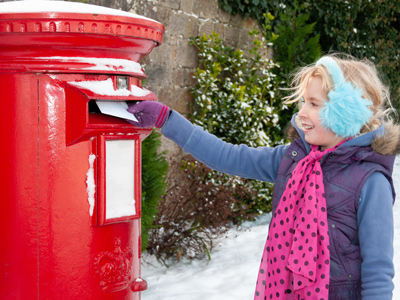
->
[0,1,164,299]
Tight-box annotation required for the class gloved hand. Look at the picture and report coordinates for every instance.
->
[126,100,170,128]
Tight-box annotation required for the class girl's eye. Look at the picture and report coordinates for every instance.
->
[301,97,305,106]
[311,102,318,107]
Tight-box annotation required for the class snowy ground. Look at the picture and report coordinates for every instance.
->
[142,156,400,300]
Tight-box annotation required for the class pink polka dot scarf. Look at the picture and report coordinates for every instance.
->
[255,141,347,300]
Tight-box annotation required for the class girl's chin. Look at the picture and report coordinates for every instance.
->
[304,136,320,147]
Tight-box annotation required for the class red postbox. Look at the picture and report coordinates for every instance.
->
[0,1,164,299]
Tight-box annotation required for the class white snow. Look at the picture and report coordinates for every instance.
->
[0,0,158,23]
[86,154,96,217]
[36,57,145,76]
[142,156,400,300]
[68,78,150,97]
[131,85,152,97]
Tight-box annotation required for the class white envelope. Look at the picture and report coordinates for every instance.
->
[95,101,138,122]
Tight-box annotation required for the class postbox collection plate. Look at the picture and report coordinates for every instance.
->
[97,135,142,225]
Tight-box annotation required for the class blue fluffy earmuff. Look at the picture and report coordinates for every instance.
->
[315,57,373,138]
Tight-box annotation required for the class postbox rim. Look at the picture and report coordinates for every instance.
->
[0,0,165,42]
[0,0,163,27]
[0,1,165,73]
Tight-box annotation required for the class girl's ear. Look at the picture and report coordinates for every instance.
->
[319,81,372,138]
[316,57,372,138]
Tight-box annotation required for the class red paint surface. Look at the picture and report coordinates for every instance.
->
[0,4,163,299]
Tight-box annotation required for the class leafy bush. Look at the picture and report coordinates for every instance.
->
[141,130,169,252]
[189,30,287,216]
[218,0,400,113]
[309,0,400,112]
[264,6,321,125]
[188,30,289,216]
[189,30,285,147]
[270,7,321,78]
[218,0,269,22]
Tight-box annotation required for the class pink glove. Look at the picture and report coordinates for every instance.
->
[127,101,170,128]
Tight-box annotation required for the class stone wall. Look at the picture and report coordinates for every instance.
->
[85,0,261,163]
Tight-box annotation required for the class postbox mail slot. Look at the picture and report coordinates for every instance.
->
[88,99,140,127]
[65,80,153,145]
[97,135,141,226]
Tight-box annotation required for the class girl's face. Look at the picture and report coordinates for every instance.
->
[298,76,343,150]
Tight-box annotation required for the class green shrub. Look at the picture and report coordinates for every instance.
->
[265,5,321,125]
[189,30,285,147]
[218,0,269,22]
[141,130,168,252]
[270,8,321,77]
[188,30,287,217]
[309,0,400,112]
[218,0,400,113]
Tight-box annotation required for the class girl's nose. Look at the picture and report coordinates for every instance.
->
[298,104,307,119]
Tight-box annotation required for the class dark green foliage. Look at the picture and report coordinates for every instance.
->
[141,130,168,252]
[218,0,400,113]
[309,0,400,112]
[219,1,322,82]
[270,6,321,77]
[265,5,322,128]
[218,0,269,20]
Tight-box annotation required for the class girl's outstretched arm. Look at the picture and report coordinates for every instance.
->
[161,110,287,183]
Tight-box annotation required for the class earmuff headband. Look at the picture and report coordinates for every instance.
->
[316,57,346,86]
[315,57,372,138]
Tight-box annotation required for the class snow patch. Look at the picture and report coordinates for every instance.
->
[131,85,152,97]
[35,57,145,76]
[68,78,151,97]
[0,0,159,23]
[86,154,96,217]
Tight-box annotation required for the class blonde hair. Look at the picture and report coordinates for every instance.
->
[284,54,394,134]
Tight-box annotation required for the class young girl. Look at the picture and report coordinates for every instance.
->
[127,55,399,300]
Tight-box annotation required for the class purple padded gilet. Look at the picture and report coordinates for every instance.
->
[271,138,395,300]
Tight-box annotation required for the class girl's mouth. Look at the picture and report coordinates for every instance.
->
[303,124,315,130]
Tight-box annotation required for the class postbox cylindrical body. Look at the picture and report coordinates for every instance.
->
[0,1,164,299]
